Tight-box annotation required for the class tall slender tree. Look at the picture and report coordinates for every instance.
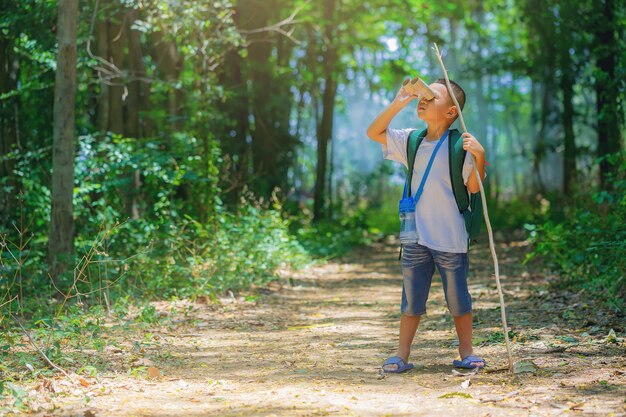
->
[0,32,20,222]
[558,1,577,194]
[96,0,109,134]
[48,0,78,284]
[313,0,338,222]
[591,0,623,188]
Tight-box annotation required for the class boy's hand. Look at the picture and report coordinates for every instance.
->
[393,78,418,105]
[462,132,485,158]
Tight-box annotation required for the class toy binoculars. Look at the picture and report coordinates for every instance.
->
[402,77,438,100]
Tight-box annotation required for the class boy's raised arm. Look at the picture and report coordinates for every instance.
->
[366,82,417,145]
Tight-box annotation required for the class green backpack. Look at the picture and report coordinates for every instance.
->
[404,128,483,247]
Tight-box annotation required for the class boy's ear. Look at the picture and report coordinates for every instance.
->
[447,105,458,119]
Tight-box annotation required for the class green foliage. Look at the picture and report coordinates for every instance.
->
[294,209,374,259]
[489,196,549,231]
[1,126,372,316]
[0,382,28,411]
[526,155,626,312]
[364,194,401,237]
[123,193,312,298]
[137,305,159,324]
[210,201,311,290]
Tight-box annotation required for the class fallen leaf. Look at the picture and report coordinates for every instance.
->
[147,367,161,379]
[42,379,55,393]
[132,357,154,367]
[452,368,480,377]
[569,402,585,411]
[79,378,90,387]
[513,361,537,374]
[480,390,519,403]
[558,336,578,343]
[105,345,123,354]
[439,392,473,399]
[288,322,335,330]
[607,329,622,343]
[461,379,471,389]
[544,346,568,353]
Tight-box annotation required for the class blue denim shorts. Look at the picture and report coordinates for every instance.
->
[400,243,472,317]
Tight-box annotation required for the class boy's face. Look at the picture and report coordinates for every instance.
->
[416,83,458,123]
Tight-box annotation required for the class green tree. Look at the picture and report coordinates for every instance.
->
[48,0,79,284]
[590,0,624,188]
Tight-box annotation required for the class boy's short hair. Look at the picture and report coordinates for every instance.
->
[434,78,466,111]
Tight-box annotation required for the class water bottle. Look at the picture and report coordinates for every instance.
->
[398,197,418,244]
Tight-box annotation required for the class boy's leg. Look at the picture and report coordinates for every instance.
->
[397,313,421,363]
[383,243,435,372]
[453,312,475,360]
[431,249,483,365]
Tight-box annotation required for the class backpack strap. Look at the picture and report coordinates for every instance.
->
[448,129,470,213]
[448,128,483,245]
[402,128,483,250]
[405,129,428,196]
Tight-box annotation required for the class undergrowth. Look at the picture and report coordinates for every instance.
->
[525,155,626,313]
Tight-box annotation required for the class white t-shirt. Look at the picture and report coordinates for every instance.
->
[383,128,477,253]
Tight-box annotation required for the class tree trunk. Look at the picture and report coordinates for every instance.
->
[560,53,576,194]
[126,10,142,139]
[327,133,334,219]
[96,0,109,133]
[48,0,78,285]
[108,8,126,135]
[534,80,549,195]
[503,112,517,198]
[216,46,250,206]
[149,30,183,141]
[274,27,296,195]
[0,33,20,222]
[558,2,577,194]
[243,0,276,195]
[510,110,526,194]
[313,0,337,222]
[593,0,622,189]
[473,6,489,158]
[125,9,147,219]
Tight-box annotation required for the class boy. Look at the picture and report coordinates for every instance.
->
[366,78,487,372]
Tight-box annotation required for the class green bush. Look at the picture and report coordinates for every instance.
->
[291,208,374,259]
[101,191,313,299]
[489,196,549,231]
[364,183,403,237]
[1,130,378,315]
[526,155,626,312]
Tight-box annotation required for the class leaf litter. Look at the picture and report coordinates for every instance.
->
[2,238,625,416]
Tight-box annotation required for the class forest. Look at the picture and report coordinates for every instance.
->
[0,0,624,415]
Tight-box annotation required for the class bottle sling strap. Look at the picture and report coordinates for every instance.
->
[408,128,484,245]
[398,130,449,260]
[402,130,448,203]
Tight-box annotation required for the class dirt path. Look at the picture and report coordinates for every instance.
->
[31,238,626,416]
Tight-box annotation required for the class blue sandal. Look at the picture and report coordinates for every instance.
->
[453,355,486,369]
[382,355,414,373]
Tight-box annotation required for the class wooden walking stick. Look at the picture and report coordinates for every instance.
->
[432,43,514,373]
